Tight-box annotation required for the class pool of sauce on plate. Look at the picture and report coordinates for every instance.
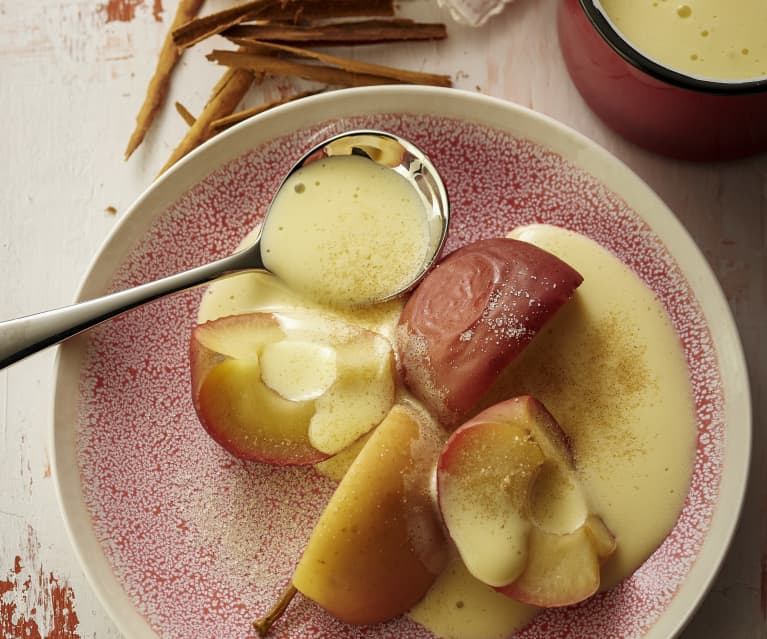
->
[597,0,767,81]
[198,223,697,639]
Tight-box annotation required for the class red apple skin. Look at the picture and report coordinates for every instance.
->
[190,314,328,466]
[397,238,583,427]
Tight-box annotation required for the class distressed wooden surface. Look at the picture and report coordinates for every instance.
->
[0,0,764,637]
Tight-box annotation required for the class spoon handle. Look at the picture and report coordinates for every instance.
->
[0,249,258,369]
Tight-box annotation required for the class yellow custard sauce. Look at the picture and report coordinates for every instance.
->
[197,224,697,639]
[261,154,432,307]
[506,226,697,579]
[598,0,767,80]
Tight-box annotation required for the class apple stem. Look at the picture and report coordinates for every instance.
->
[252,583,298,637]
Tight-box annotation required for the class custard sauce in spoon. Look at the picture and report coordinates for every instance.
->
[262,154,433,307]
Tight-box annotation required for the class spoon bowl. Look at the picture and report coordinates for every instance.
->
[260,130,450,307]
[0,129,449,368]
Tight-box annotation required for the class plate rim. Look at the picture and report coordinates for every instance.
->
[50,85,752,639]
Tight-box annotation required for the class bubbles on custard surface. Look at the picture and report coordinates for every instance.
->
[599,0,767,80]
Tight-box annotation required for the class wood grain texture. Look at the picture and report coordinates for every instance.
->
[0,0,764,637]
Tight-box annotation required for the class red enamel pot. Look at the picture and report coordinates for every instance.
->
[557,0,767,160]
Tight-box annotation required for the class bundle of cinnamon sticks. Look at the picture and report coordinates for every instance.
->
[124,0,451,174]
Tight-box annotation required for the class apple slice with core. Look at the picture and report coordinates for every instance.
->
[397,238,583,427]
[253,404,448,634]
[436,396,616,608]
[190,311,395,465]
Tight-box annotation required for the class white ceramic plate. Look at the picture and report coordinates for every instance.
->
[52,86,750,639]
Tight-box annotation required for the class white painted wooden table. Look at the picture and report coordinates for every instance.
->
[1,1,764,637]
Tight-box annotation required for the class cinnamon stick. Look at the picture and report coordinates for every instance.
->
[210,89,324,133]
[222,19,447,47]
[173,0,395,50]
[158,66,256,175]
[124,0,205,160]
[207,44,452,87]
[172,0,281,49]
[208,52,394,87]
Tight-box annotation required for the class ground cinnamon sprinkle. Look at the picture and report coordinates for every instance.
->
[483,309,653,470]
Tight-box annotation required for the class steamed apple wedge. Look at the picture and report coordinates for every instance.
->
[436,396,616,608]
[397,238,583,427]
[191,311,395,465]
[291,404,447,625]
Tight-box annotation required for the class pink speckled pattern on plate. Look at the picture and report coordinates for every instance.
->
[75,113,723,639]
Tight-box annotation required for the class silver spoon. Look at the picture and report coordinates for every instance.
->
[0,129,450,369]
